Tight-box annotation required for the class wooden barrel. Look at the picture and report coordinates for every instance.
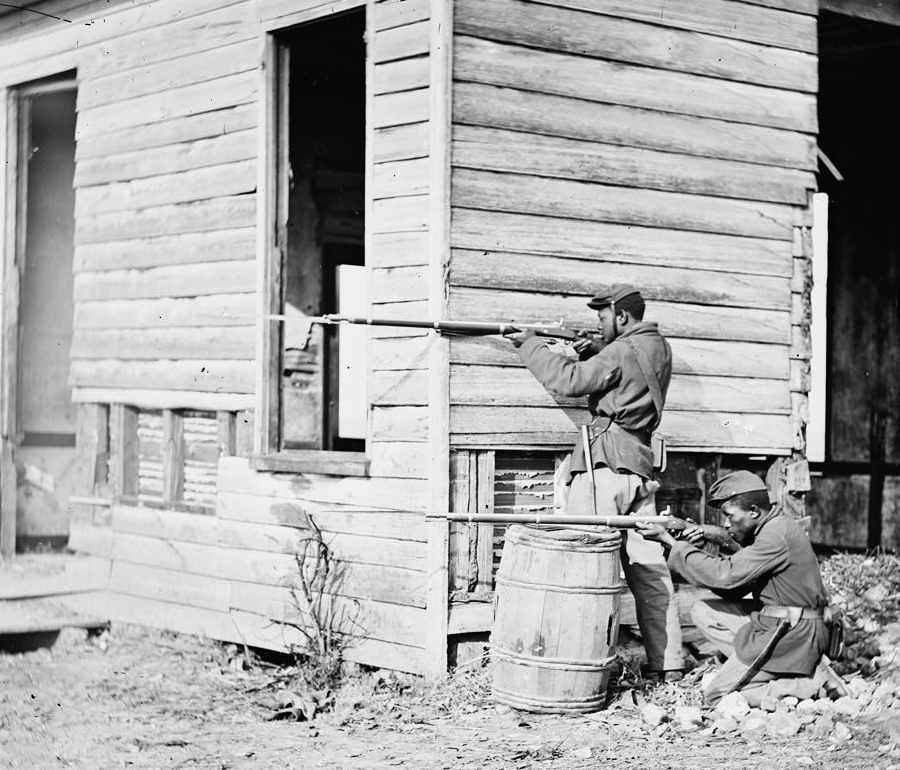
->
[490,525,623,713]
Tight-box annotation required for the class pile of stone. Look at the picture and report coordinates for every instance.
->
[639,675,900,748]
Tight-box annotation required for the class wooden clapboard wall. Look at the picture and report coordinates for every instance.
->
[369,0,433,479]
[447,0,819,454]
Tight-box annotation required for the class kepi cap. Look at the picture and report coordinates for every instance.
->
[587,283,641,310]
[707,470,768,507]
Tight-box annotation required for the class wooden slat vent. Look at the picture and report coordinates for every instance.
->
[137,410,164,505]
[182,410,219,513]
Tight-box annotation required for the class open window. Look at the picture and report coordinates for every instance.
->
[259,9,368,470]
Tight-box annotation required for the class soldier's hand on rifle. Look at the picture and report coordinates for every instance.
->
[572,331,602,359]
[503,329,536,348]
[634,521,677,549]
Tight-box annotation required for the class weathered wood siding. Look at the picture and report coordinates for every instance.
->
[448,0,818,454]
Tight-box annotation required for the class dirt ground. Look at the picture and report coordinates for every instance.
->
[0,623,898,770]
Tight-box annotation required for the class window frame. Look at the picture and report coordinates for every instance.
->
[255,9,369,476]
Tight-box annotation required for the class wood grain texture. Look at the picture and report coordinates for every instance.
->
[70,326,255,361]
[368,440,429,479]
[69,359,255,394]
[450,365,791,414]
[374,57,430,95]
[75,161,256,215]
[451,210,792,278]
[455,0,817,92]
[74,228,255,272]
[373,157,430,198]
[450,406,794,452]
[371,230,429,267]
[453,125,815,205]
[453,169,795,240]
[455,36,817,132]
[372,194,429,232]
[450,249,791,311]
[371,405,430,441]
[373,122,429,163]
[74,261,256,302]
[372,265,429,303]
[373,87,429,128]
[75,196,256,244]
[450,336,790,380]
[74,293,255,329]
[374,19,430,62]
[374,0,430,30]
[529,0,817,52]
[449,288,790,344]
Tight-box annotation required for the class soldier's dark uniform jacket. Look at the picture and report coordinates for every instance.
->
[667,505,830,675]
[517,321,671,480]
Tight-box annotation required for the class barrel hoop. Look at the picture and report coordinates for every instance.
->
[495,575,624,595]
[492,646,617,671]
[507,524,622,546]
[504,534,621,554]
[492,687,607,712]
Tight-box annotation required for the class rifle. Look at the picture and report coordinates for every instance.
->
[424,511,688,531]
[266,313,597,351]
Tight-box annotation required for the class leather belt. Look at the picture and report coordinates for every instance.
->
[759,605,824,621]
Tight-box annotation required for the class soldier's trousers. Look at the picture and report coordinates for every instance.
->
[567,466,684,672]
[692,598,826,706]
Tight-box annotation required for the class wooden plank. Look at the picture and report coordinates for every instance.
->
[449,365,791,414]
[70,326,256,361]
[371,335,432,370]
[68,521,114,559]
[374,122,429,163]
[217,411,236,457]
[451,250,791,311]
[217,456,430,512]
[374,0,430,30]
[373,88,429,128]
[526,0,817,53]
[374,57,430,95]
[75,196,256,245]
[453,125,815,205]
[74,261,256,303]
[452,210,791,278]
[72,389,254,412]
[372,194,429,232]
[76,71,257,138]
[372,370,429,405]
[372,265,429,303]
[450,335,791,380]
[74,228,255,272]
[69,359,254,394]
[229,581,427,647]
[373,157,430,198]
[453,168,795,241]
[162,410,185,505]
[78,39,259,112]
[109,561,231,613]
[371,230,429,267]
[820,0,900,25]
[455,36,817,132]
[110,404,139,498]
[112,505,217,546]
[74,293,255,329]
[374,19,429,62]
[454,83,816,173]
[75,104,256,161]
[455,0,817,93]
[217,490,427,541]
[450,406,794,452]
[739,0,817,14]
[449,288,791,345]
[75,130,256,188]
[75,161,256,216]
[0,554,110,599]
[368,440,429,479]
[448,599,493,635]
[109,531,426,607]
[255,0,363,28]
[371,405,429,441]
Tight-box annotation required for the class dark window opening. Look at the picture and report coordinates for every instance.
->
[278,10,367,453]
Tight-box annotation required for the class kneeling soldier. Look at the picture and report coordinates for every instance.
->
[637,470,834,706]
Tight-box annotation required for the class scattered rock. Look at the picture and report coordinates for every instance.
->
[675,706,703,732]
[570,747,592,759]
[741,715,767,736]
[810,714,835,739]
[640,704,667,727]
[781,696,799,709]
[716,692,751,721]
[833,697,862,718]
[831,721,852,746]
[760,696,778,712]
[711,717,739,734]
[796,699,817,714]
[766,710,801,737]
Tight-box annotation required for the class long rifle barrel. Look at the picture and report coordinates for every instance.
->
[425,512,686,530]
[321,314,581,340]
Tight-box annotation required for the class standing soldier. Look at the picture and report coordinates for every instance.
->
[505,284,684,682]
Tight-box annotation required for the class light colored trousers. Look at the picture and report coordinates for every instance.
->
[692,598,825,706]
[566,465,684,671]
